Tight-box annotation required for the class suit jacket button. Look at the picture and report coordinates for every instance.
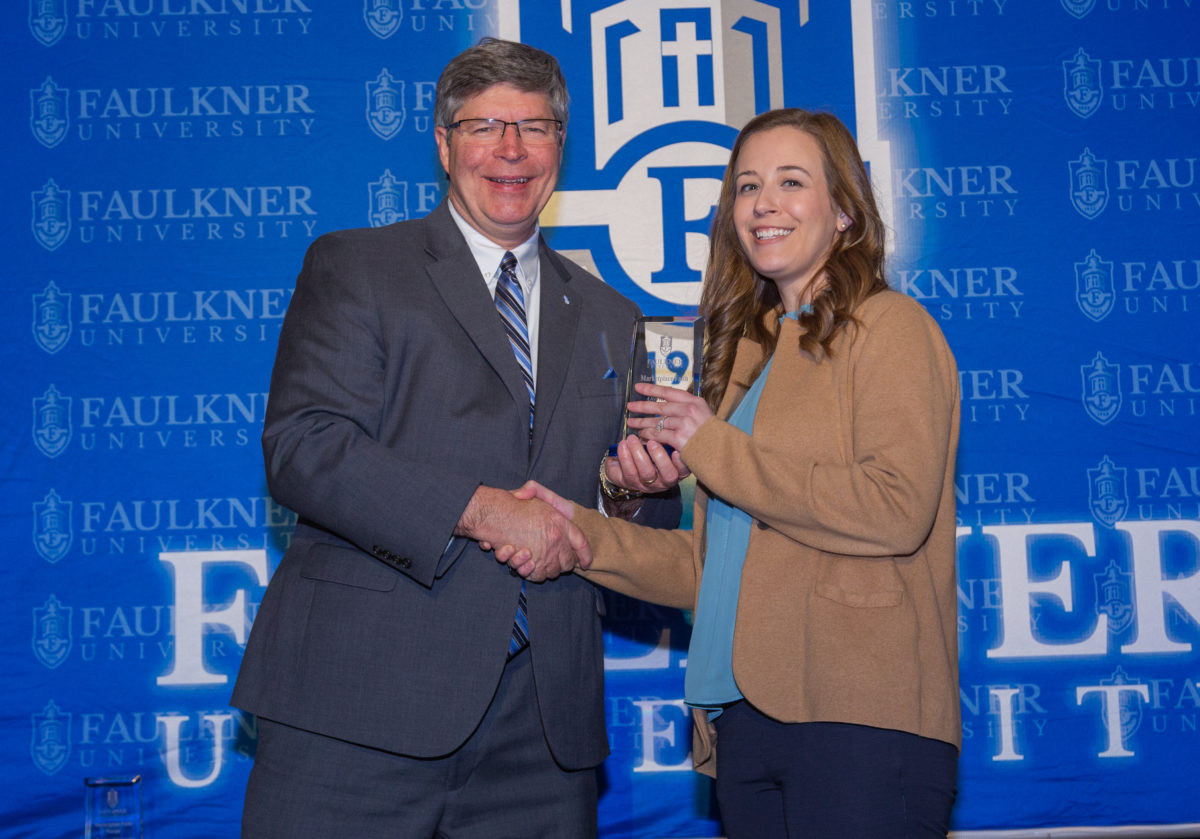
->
[400,558,411,568]
[372,545,384,556]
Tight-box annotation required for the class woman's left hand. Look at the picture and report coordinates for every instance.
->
[626,382,714,452]
[605,434,689,494]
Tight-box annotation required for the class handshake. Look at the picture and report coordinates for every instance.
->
[456,417,700,582]
[456,481,591,582]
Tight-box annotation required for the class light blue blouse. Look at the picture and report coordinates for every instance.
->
[684,309,807,711]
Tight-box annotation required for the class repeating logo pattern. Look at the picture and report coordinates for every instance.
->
[1094,561,1136,635]
[32,595,73,669]
[31,701,71,775]
[33,489,73,562]
[29,0,67,47]
[30,77,69,147]
[1088,456,1129,527]
[364,0,402,39]
[1100,667,1145,743]
[32,280,71,354]
[1063,48,1102,119]
[1070,148,1110,219]
[1061,0,1097,20]
[1075,249,1115,322]
[1081,352,1122,425]
[33,385,72,458]
[32,179,70,251]
[369,170,408,227]
[366,69,405,140]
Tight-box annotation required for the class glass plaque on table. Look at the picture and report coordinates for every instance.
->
[84,775,143,839]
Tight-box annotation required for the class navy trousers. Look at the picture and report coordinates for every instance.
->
[713,701,958,838]
[241,649,596,839]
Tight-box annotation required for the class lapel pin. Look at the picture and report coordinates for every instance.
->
[563,294,570,305]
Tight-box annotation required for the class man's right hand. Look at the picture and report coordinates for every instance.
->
[455,485,591,582]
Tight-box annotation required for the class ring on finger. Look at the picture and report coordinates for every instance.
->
[656,418,665,432]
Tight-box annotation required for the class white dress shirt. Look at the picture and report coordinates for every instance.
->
[447,202,541,388]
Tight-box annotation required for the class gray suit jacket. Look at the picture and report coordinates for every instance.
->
[232,202,674,770]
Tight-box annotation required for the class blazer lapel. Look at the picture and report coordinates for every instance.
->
[422,204,529,413]
[529,244,581,465]
[718,335,762,420]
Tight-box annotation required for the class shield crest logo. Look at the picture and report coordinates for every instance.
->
[363,0,401,39]
[1080,352,1121,425]
[32,179,70,251]
[366,69,406,140]
[33,280,71,354]
[33,385,72,458]
[1100,667,1144,743]
[1094,562,1135,634]
[1087,456,1128,528]
[29,0,66,47]
[1074,249,1114,322]
[1069,148,1109,220]
[31,701,71,776]
[1060,0,1096,19]
[33,489,73,563]
[1063,48,1102,119]
[369,170,408,228]
[30,76,69,148]
[33,595,72,669]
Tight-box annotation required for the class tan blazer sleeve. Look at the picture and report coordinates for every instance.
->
[573,505,697,611]
[682,293,959,558]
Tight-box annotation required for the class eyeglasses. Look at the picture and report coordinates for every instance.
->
[445,118,563,146]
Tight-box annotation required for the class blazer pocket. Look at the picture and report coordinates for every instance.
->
[814,556,904,609]
[300,543,400,592]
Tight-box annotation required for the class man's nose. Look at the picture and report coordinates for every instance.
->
[495,125,527,156]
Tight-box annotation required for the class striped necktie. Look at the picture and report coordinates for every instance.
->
[496,251,534,443]
[496,251,532,656]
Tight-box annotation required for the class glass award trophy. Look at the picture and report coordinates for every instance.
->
[84,775,143,839]
[609,316,704,455]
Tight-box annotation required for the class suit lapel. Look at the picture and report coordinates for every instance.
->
[530,244,581,465]
[718,335,762,420]
[422,204,529,413]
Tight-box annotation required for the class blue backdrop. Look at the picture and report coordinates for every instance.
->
[5,1,1199,837]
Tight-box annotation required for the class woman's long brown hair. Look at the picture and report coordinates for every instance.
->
[699,109,889,412]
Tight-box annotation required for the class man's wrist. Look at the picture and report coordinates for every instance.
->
[598,457,643,502]
[453,485,498,540]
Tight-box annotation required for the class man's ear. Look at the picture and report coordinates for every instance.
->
[435,125,451,176]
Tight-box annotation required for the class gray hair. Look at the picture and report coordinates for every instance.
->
[434,37,569,128]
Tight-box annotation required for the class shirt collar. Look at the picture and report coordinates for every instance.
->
[446,202,540,290]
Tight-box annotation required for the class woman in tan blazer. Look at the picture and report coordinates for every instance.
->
[507,109,962,838]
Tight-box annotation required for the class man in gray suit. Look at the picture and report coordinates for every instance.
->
[232,38,678,838]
